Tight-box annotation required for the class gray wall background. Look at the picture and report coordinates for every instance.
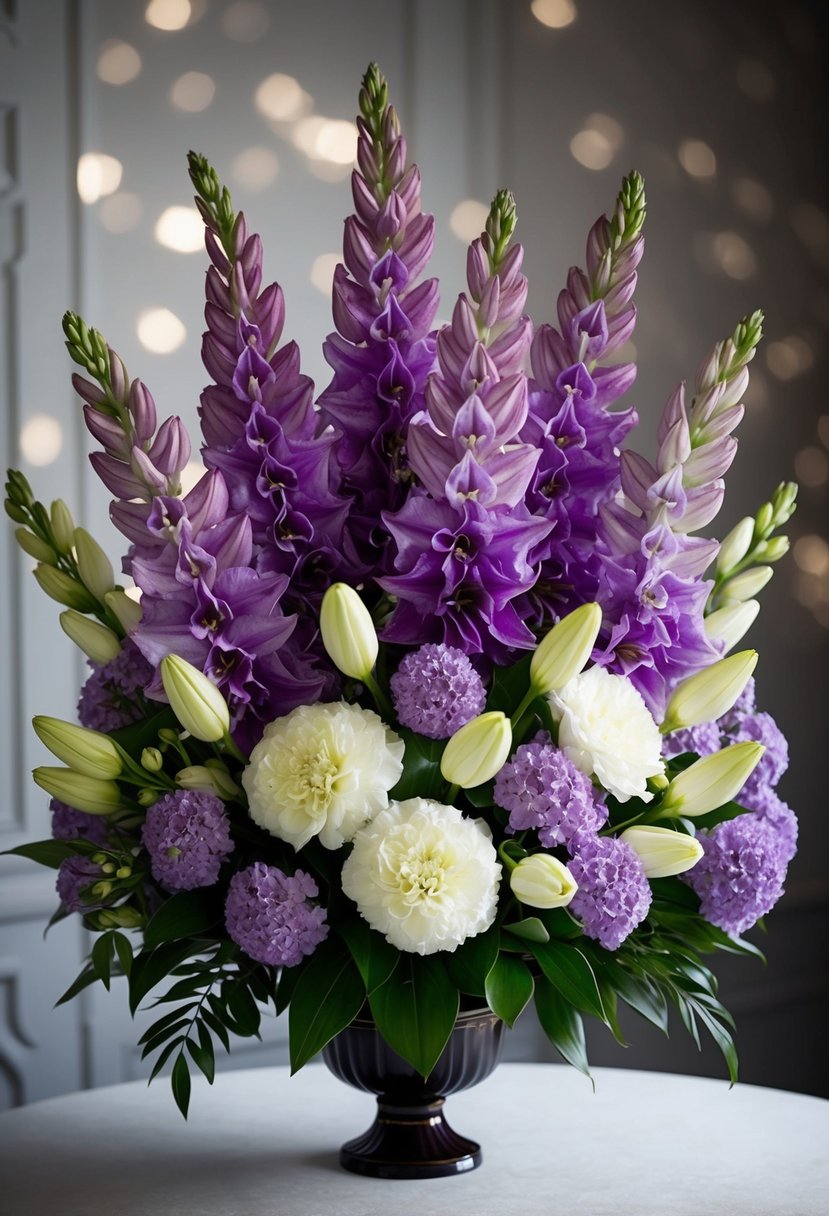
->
[1,0,827,1106]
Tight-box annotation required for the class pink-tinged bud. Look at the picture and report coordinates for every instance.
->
[129,380,157,443]
[620,450,658,512]
[682,436,738,487]
[530,324,570,389]
[205,265,233,312]
[677,482,725,532]
[343,217,375,285]
[231,211,248,258]
[398,277,440,337]
[481,373,528,443]
[397,214,436,282]
[592,361,637,404]
[109,348,127,401]
[208,512,254,571]
[600,500,643,554]
[466,241,489,301]
[148,416,192,475]
[657,416,692,474]
[239,233,263,285]
[604,306,637,353]
[204,228,231,277]
[715,366,750,411]
[351,171,379,227]
[204,301,238,346]
[656,384,688,447]
[603,268,638,313]
[72,373,107,407]
[665,536,720,580]
[255,282,286,353]
[89,451,148,501]
[477,276,501,328]
[109,500,152,545]
[489,317,532,377]
[376,192,407,242]
[130,446,167,493]
[202,333,237,385]
[184,468,230,533]
[585,215,609,279]
[83,405,130,458]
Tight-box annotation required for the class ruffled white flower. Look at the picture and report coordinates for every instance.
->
[241,702,404,850]
[341,797,502,955]
[549,666,664,803]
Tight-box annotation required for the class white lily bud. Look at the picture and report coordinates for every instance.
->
[704,602,760,654]
[724,566,772,602]
[619,825,704,878]
[74,527,115,600]
[49,500,76,554]
[33,716,123,779]
[657,742,765,818]
[756,535,789,563]
[510,853,578,908]
[33,766,123,815]
[60,610,122,664]
[320,583,378,681]
[440,711,512,789]
[661,650,758,733]
[105,589,142,632]
[160,654,230,743]
[34,564,98,612]
[529,603,602,695]
[715,517,754,573]
[15,528,58,564]
[176,764,241,799]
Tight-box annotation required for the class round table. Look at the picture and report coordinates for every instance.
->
[1,1063,826,1215]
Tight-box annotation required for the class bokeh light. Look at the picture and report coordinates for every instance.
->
[766,336,815,380]
[449,199,489,243]
[531,0,577,29]
[221,1,269,41]
[793,534,829,576]
[137,308,187,354]
[170,71,215,112]
[99,192,143,234]
[791,203,829,269]
[732,177,774,223]
[735,58,776,103]
[310,253,340,295]
[77,153,123,204]
[20,415,63,467]
[255,73,311,123]
[232,147,279,191]
[793,446,828,488]
[154,205,204,253]
[145,0,191,31]
[678,139,716,178]
[570,114,623,171]
[96,40,142,86]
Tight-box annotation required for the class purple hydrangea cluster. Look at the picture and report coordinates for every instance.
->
[684,815,789,936]
[390,644,486,739]
[225,863,328,967]
[50,798,109,846]
[77,641,153,732]
[729,712,789,808]
[494,733,607,848]
[568,834,652,950]
[56,855,104,914]
[141,791,234,891]
[661,719,721,762]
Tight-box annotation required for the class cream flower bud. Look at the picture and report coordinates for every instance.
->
[32,766,123,815]
[704,602,760,654]
[510,853,578,908]
[15,528,58,564]
[529,602,602,695]
[756,535,789,563]
[74,528,115,600]
[619,825,704,878]
[176,764,241,799]
[33,716,123,779]
[724,566,773,602]
[33,564,98,612]
[105,589,142,632]
[657,742,765,818]
[319,583,378,680]
[715,517,754,573]
[141,747,164,772]
[661,650,758,733]
[49,500,76,554]
[60,610,122,664]
[440,711,512,789]
[160,654,230,743]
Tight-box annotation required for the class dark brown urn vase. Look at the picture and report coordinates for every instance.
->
[322,1006,504,1179]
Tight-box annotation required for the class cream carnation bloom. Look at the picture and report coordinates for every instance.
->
[242,702,404,850]
[341,797,501,955]
[549,665,664,803]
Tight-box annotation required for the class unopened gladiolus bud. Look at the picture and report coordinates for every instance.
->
[715,517,754,573]
[657,742,765,819]
[91,880,113,899]
[15,528,58,564]
[440,711,512,788]
[105,589,142,632]
[60,610,122,664]
[176,764,241,799]
[756,535,789,563]
[49,500,76,553]
[160,654,230,743]
[319,583,378,680]
[33,564,98,612]
[116,866,132,879]
[32,767,123,815]
[141,747,164,772]
[510,853,578,908]
[74,528,115,600]
[704,601,760,654]
[98,906,144,929]
[725,567,773,602]
[619,825,704,878]
[33,716,123,779]
[661,650,758,733]
[530,603,602,695]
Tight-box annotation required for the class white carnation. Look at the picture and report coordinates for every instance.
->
[341,797,502,955]
[549,665,664,803]
[241,702,404,850]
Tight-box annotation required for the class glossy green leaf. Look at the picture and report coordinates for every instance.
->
[91,932,114,990]
[129,941,204,1014]
[4,840,78,869]
[369,955,459,1078]
[484,953,534,1027]
[389,729,446,801]
[443,923,500,996]
[288,938,365,1073]
[55,964,99,1007]
[529,940,607,1023]
[503,917,549,943]
[143,889,221,949]
[533,975,592,1081]
[338,917,399,994]
[138,1003,198,1046]
[171,1052,192,1118]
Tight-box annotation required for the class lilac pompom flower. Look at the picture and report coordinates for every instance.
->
[77,640,153,733]
[50,797,109,846]
[661,719,721,763]
[684,813,788,936]
[225,863,328,967]
[141,790,233,891]
[729,711,789,809]
[390,643,486,739]
[494,733,607,849]
[56,855,105,914]
[568,834,652,950]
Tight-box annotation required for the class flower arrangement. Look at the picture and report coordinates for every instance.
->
[5,64,799,1117]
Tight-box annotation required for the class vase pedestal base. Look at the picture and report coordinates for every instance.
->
[339,1095,482,1179]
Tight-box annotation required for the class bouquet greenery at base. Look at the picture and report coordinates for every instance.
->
[5,65,798,1115]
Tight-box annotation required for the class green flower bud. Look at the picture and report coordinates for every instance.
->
[704,602,760,654]
[661,650,758,733]
[440,711,512,789]
[115,866,132,879]
[715,517,754,574]
[15,528,58,564]
[91,880,113,898]
[33,716,123,779]
[138,788,159,807]
[656,742,765,818]
[104,906,144,929]
[529,602,602,695]
[723,566,773,602]
[59,609,122,664]
[141,747,164,772]
[32,767,123,815]
[756,535,789,563]
[49,500,76,554]
[33,564,98,612]
[74,528,115,601]
[105,588,142,631]
[319,583,378,680]
[160,654,230,743]
[176,764,241,799]
[5,498,29,524]
[619,825,704,878]
[510,853,578,908]
[754,502,773,536]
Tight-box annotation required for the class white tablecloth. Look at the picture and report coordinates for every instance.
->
[1,1062,826,1215]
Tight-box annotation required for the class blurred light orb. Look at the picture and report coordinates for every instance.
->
[99,192,143,233]
[712,231,756,280]
[315,120,357,165]
[145,0,191,31]
[170,71,215,112]
[154,205,204,253]
[221,1,269,41]
[794,446,828,488]
[449,199,489,243]
[531,0,577,28]
[791,202,829,268]
[732,177,774,223]
[766,336,814,381]
[20,414,63,467]
[77,153,123,204]
[255,73,311,123]
[736,58,776,103]
[232,147,279,191]
[570,129,612,171]
[97,40,142,86]
[137,308,187,354]
[794,535,829,577]
[310,253,340,295]
[678,139,716,178]
[308,160,353,183]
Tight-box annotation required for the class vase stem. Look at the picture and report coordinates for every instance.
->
[339,1094,481,1179]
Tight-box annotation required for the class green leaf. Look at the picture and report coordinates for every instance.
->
[444,923,500,996]
[464,780,495,809]
[143,889,221,949]
[338,917,399,995]
[389,729,446,801]
[288,938,365,1073]
[148,1036,185,1082]
[529,940,607,1023]
[55,964,99,1007]
[369,954,459,1078]
[604,962,669,1034]
[201,1008,231,1053]
[686,800,750,832]
[4,840,77,869]
[484,953,534,1027]
[223,979,261,1038]
[129,941,204,1014]
[138,1003,199,1046]
[538,907,584,940]
[171,1052,192,1118]
[274,961,302,1016]
[533,975,592,1081]
[488,653,532,714]
[91,933,114,990]
[111,931,133,977]
[141,1019,192,1061]
[109,707,177,755]
[187,1032,216,1084]
[503,917,549,944]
